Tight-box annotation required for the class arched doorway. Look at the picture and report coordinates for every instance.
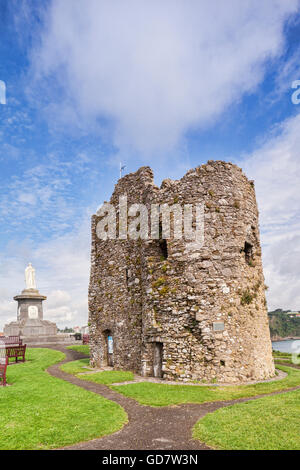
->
[103,329,114,366]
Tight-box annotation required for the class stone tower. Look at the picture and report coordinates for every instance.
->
[89,161,275,383]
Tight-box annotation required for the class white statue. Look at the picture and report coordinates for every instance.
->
[25,263,37,290]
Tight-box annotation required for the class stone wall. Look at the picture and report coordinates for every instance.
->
[89,161,275,383]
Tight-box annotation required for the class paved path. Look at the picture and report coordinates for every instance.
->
[43,345,300,450]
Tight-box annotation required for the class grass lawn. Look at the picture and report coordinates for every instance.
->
[66,344,90,355]
[61,357,91,374]
[111,365,300,406]
[275,358,297,365]
[273,351,300,363]
[193,389,300,450]
[76,370,134,385]
[61,359,134,384]
[0,348,127,450]
[273,350,293,357]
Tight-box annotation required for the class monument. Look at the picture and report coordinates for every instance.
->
[4,263,59,344]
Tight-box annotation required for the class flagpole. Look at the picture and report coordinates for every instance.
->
[120,163,126,179]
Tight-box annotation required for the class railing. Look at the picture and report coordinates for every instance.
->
[1,336,23,346]
[82,334,90,344]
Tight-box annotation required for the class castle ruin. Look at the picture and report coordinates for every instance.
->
[89,161,275,383]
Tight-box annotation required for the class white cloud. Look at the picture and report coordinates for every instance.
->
[45,305,74,324]
[0,217,90,331]
[0,153,93,238]
[18,192,37,205]
[47,290,71,308]
[0,299,16,327]
[274,47,300,99]
[34,220,91,328]
[30,0,299,154]
[242,113,300,310]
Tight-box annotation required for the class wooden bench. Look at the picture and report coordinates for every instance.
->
[0,357,8,386]
[6,345,26,364]
[1,336,22,346]
[82,334,90,345]
[0,346,8,386]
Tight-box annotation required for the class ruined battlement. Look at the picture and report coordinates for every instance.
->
[89,161,275,383]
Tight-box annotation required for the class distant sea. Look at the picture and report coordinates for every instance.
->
[272,339,300,353]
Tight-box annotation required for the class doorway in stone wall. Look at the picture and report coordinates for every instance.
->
[103,330,114,366]
[153,342,163,378]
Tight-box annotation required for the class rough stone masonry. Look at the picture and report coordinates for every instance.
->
[89,161,275,383]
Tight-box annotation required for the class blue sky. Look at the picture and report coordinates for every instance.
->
[1,0,300,329]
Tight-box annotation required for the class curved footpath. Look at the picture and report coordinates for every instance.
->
[43,345,300,450]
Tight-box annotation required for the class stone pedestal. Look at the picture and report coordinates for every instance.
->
[4,288,58,342]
